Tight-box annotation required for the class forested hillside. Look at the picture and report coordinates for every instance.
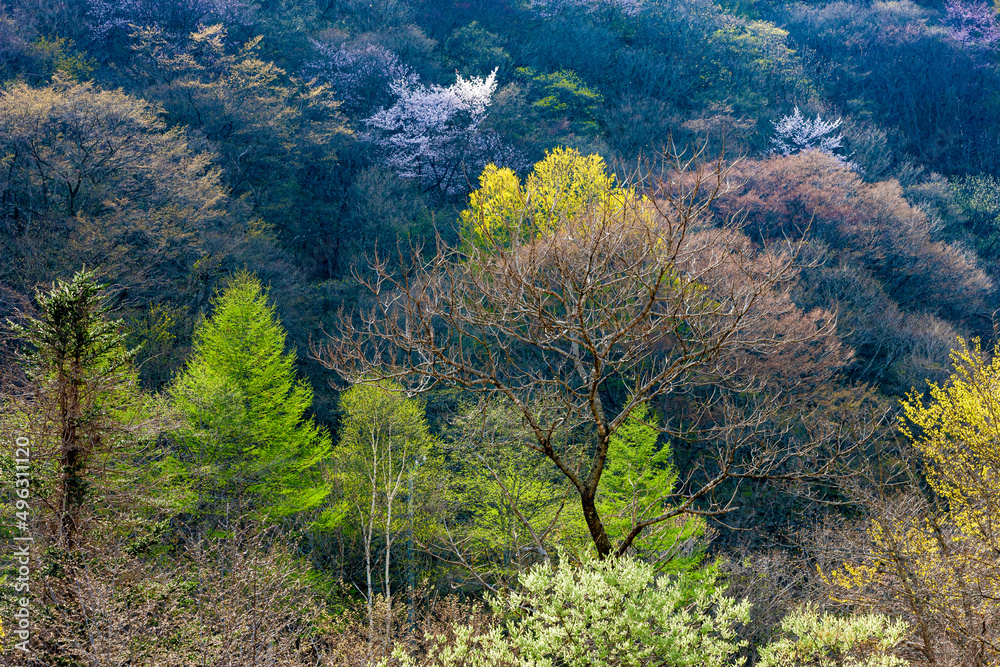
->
[2,0,1000,664]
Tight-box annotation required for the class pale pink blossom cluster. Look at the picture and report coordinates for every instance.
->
[304,42,418,115]
[769,106,860,170]
[769,106,844,157]
[87,0,252,44]
[943,0,1000,49]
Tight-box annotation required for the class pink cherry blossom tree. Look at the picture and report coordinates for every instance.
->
[943,0,1000,50]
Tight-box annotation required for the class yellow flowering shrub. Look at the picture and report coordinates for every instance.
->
[460,147,648,249]
[825,338,1000,664]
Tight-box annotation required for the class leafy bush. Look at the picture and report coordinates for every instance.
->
[392,554,750,667]
[758,604,908,667]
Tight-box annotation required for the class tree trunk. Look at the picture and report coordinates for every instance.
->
[384,498,392,656]
[580,490,613,558]
[363,491,375,640]
[59,358,83,550]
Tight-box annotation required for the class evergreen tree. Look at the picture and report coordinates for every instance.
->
[597,402,703,565]
[170,272,330,522]
[8,269,140,549]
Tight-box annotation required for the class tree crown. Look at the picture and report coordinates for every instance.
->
[171,271,330,519]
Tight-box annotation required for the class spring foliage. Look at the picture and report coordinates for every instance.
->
[757,604,908,667]
[900,338,1000,516]
[597,402,704,561]
[460,147,642,248]
[327,380,434,532]
[170,272,330,520]
[825,338,1000,664]
[392,554,749,667]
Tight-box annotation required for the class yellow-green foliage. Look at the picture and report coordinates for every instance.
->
[391,554,749,667]
[515,67,604,132]
[170,272,331,520]
[824,338,1000,662]
[30,36,96,81]
[460,147,645,249]
[597,402,705,563]
[758,604,908,667]
[440,399,591,578]
[325,380,434,532]
[708,18,810,114]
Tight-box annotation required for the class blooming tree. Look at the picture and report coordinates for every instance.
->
[758,604,909,667]
[528,0,643,18]
[303,41,418,116]
[943,0,1000,50]
[392,555,749,667]
[87,0,251,46]
[363,69,506,195]
[769,106,845,159]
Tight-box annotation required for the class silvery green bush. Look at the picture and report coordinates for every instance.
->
[392,553,750,667]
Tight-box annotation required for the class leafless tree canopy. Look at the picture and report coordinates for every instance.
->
[316,152,855,558]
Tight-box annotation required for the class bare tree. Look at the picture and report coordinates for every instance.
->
[316,149,853,558]
[18,521,327,667]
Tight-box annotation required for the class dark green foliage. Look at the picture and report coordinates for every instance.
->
[336,165,432,275]
[516,67,604,135]
[445,22,512,77]
[952,175,1000,262]
[8,270,143,548]
[129,23,351,278]
[782,0,1000,174]
[12,271,129,389]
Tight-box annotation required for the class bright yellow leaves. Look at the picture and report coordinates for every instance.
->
[824,560,880,593]
[901,338,1000,532]
[460,163,525,248]
[824,338,1000,662]
[460,147,646,249]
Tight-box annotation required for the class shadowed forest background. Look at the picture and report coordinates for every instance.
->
[3,0,1000,664]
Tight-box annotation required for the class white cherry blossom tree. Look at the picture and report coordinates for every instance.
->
[528,0,643,18]
[362,69,502,195]
[769,106,844,157]
[303,41,418,116]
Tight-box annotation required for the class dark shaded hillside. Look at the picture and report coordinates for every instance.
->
[4,0,997,403]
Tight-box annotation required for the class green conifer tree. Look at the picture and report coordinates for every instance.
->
[597,402,703,564]
[170,272,330,522]
[8,269,143,549]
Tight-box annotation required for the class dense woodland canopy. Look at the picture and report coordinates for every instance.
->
[3,0,1000,664]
